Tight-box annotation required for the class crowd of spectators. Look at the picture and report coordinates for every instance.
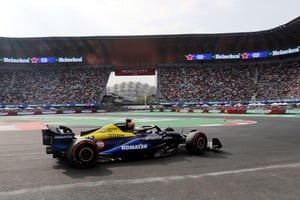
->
[0,65,111,105]
[1,57,299,106]
[158,58,300,103]
[256,61,300,100]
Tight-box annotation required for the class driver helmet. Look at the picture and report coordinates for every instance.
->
[127,122,135,129]
[126,118,135,130]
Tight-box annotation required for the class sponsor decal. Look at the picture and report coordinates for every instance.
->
[215,53,240,59]
[162,136,173,140]
[144,134,162,140]
[1,56,83,64]
[3,57,30,63]
[99,127,118,133]
[185,46,300,61]
[96,141,105,150]
[185,53,212,60]
[31,57,56,64]
[58,57,83,63]
[114,69,155,76]
[106,128,118,132]
[272,47,299,56]
[121,144,148,150]
[54,135,73,139]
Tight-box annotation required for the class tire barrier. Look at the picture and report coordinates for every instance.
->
[7,111,18,116]
[225,108,247,114]
[267,108,286,114]
[56,110,64,114]
[219,109,225,113]
[34,110,43,115]
[188,108,193,112]
[74,108,82,113]
[202,109,209,113]
[0,107,293,116]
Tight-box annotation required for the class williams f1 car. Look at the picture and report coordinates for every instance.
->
[42,119,222,168]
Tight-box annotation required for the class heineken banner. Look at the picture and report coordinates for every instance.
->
[185,46,299,61]
[0,57,83,64]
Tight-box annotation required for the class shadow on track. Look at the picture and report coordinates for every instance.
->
[49,147,231,179]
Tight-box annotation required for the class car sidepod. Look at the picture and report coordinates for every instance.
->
[99,137,154,158]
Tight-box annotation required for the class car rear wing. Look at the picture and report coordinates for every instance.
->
[42,125,75,146]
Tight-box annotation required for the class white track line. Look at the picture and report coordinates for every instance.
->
[1,162,300,197]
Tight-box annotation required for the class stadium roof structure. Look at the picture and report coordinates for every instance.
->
[0,17,299,66]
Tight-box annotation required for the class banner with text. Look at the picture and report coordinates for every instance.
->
[115,69,156,76]
[0,57,83,64]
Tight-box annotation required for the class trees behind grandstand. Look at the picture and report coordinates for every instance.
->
[106,81,156,104]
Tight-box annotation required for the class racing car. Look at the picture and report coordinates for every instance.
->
[42,119,222,168]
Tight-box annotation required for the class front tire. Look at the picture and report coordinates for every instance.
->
[185,131,207,154]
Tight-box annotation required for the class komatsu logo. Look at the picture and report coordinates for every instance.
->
[121,144,148,150]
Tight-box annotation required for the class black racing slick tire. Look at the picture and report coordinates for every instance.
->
[68,140,98,168]
[185,131,207,154]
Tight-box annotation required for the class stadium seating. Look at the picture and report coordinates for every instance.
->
[158,58,300,103]
[0,65,111,105]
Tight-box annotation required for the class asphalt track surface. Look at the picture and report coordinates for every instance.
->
[0,112,300,200]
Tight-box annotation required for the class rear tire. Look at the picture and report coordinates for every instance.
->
[69,140,98,168]
[185,131,207,154]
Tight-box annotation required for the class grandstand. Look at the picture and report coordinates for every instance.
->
[0,17,299,109]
